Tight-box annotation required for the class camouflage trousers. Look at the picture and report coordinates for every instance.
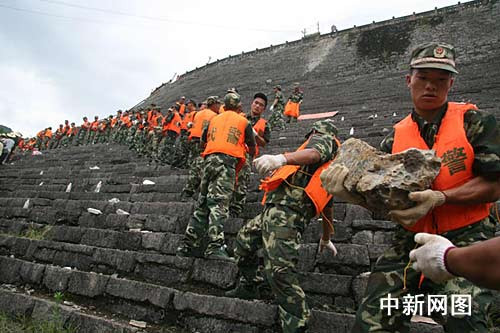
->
[49,138,61,149]
[286,116,298,123]
[159,131,177,164]
[182,140,203,196]
[230,154,252,216]
[235,204,310,333]
[173,130,190,168]
[87,130,97,145]
[268,106,286,131]
[352,217,498,333]
[76,129,88,145]
[59,135,74,147]
[182,153,237,255]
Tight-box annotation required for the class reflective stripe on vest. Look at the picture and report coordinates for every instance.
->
[392,102,491,233]
[259,136,341,216]
[201,111,248,160]
[189,109,217,139]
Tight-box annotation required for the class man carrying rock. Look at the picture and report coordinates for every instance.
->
[177,92,256,261]
[226,119,340,333]
[322,42,500,332]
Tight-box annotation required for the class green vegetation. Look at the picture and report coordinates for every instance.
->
[23,224,51,240]
[0,311,76,333]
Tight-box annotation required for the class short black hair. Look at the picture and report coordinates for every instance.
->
[253,92,268,106]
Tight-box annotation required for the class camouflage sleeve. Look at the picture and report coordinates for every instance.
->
[464,109,500,178]
[305,134,338,163]
[263,121,271,143]
[244,122,256,147]
[379,129,395,153]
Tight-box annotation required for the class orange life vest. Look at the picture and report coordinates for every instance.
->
[81,121,90,130]
[392,102,492,234]
[252,118,267,156]
[181,111,195,131]
[259,136,341,216]
[219,105,226,114]
[98,122,107,132]
[180,104,186,116]
[63,124,70,134]
[67,127,77,136]
[149,114,160,129]
[36,130,44,139]
[55,128,64,139]
[189,109,217,140]
[44,129,52,139]
[111,117,119,128]
[201,111,248,161]
[284,101,300,118]
[120,115,132,128]
[90,120,99,131]
[163,112,181,135]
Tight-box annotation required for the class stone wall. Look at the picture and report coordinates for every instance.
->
[136,0,500,119]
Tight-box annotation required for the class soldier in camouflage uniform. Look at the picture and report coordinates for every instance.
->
[226,119,340,333]
[158,106,181,164]
[321,43,500,333]
[268,85,286,131]
[173,99,197,168]
[230,92,271,217]
[180,97,220,200]
[60,122,77,147]
[177,92,256,261]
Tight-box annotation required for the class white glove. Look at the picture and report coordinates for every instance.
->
[187,122,193,128]
[318,239,338,256]
[320,164,365,205]
[409,233,456,283]
[252,128,259,137]
[389,190,446,227]
[270,105,274,111]
[253,154,287,176]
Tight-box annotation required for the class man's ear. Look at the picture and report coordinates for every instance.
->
[405,73,412,88]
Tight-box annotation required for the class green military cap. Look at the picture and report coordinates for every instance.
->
[223,92,241,110]
[308,119,338,138]
[206,96,221,106]
[410,42,458,74]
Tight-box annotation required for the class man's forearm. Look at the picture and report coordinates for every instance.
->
[443,176,500,205]
[446,237,500,290]
[284,149,320,165]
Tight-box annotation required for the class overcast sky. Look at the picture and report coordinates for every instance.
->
[1,0,463,137]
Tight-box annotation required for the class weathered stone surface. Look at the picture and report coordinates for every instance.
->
[334,138,441,217]
[68,270,109,297]
[352,272,370,305]
[300,272,352,296]
[181,315,261,333]
[352,230,374,245]
[105,277,174,308]
[0,256,22,283]
[173,291,277,326]
[309,310,355,333]
[43,265,72,291]
[192,259,238,289]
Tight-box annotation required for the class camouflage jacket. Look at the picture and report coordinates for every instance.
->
[246,114,271,144]
[289,91,303,103]
[265,133,339,217]
[380,102,500,179]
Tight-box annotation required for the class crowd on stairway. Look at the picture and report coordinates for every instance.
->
[1,41,500,333]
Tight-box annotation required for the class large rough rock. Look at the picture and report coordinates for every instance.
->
[334,138,441,217]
